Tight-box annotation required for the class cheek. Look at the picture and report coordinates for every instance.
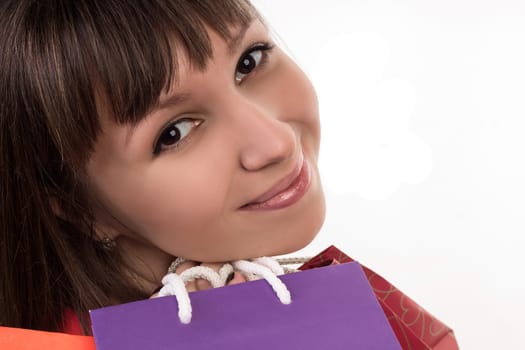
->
[285,66,319,126]
[100,143,239,255]
[128,163,230,240]
[259,55,321,152]
[288,68,321,154]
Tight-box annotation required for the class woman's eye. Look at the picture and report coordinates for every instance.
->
[235,43,273,84]
[153,118,202,155]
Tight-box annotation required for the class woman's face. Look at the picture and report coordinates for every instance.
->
[86,19,325,262]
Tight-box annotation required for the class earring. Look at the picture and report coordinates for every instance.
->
[100,236,116,250]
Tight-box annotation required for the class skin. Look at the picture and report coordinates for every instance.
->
[86,19,325,292]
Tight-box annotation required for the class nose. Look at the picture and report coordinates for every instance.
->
[235,102,296,172]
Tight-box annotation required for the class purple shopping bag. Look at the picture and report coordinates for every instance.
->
[90,262,401,350]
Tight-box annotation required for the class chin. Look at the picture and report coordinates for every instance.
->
[264,190,326,258]
[278,216,325,256]
[197,184,326,262]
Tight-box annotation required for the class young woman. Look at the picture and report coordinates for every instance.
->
[0,0,325,334]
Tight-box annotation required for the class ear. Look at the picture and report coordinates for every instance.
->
[89,201,127,242]
[50,192,123,242]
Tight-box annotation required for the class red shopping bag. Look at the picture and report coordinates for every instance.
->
[299,246,460,350]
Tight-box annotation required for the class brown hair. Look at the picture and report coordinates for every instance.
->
[0,0,256,333]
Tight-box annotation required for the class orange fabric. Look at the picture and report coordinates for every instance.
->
[0,326,95,350]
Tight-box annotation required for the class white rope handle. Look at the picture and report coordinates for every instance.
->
[157,273,193,324]
[156,258,291,324]
[157,263,234,324]
[252,257,285,275]
[179,265,233,289]
[232,260,291,305]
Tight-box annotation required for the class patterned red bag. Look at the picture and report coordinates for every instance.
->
[299,246,459,350]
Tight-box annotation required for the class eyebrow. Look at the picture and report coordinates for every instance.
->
[152,21,254,108]
[155,92,191,111]
[227,20,253,56]
[147,23,253,112]
[125,92,190,145]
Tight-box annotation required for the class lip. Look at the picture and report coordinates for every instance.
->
[240,157,311,211]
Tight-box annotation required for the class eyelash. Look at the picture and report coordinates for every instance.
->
[152,41,275,156]
[152,118,202,155]
[235,42,274,84]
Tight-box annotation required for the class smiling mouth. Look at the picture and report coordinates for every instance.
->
[240,158,311,211]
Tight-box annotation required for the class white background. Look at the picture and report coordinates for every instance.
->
[252,1,525,349]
